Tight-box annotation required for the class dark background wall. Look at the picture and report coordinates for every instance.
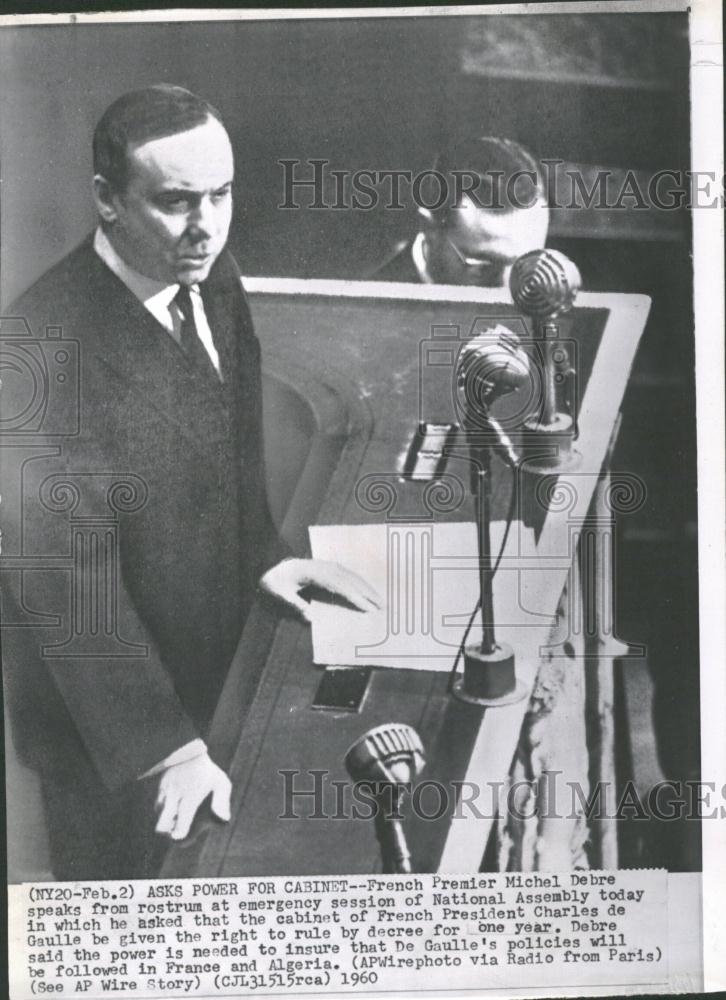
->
[1,14,689,299]
[0,16,443,300]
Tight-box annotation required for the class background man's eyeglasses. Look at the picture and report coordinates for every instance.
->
[444,235,499,270]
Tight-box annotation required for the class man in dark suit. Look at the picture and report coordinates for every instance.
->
[372,136,549,287]
[1,85,378,879]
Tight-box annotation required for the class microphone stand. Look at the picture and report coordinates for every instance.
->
[452,414,524,707]
[474,442,497,656]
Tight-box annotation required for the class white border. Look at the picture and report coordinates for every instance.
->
[691,0,726,993]
[0,0,721,993]
[0,1,690,28]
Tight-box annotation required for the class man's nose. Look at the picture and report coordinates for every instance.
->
[188,195,218,238]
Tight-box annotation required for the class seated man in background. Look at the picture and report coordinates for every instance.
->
[373,135,549,287]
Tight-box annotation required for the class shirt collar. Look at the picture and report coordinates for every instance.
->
[93,227,186,312]
[411,231,433,284]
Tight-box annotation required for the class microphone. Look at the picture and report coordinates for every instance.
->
[456,326,530,412]
[508,249,582,472]
[509,248,581,321]
[451,328,528,708]
[456,326,529,466]
[345,724,425,874]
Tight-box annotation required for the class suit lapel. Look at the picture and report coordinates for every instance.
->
[87,251,232,455]
[200,256,243,390]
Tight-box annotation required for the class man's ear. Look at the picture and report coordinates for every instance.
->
[92,174,120,223]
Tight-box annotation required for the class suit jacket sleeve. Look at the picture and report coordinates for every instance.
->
[1,429,202,790]
[1,268,205,791]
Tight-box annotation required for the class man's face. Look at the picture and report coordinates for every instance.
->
[429,195,549,287]
[99,117,234,285]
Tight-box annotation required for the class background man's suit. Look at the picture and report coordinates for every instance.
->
[370,240,420,283]
[2,237,281,878]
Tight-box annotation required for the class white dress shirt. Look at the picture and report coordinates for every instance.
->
[93,228,222,376]
[93,227,212,776]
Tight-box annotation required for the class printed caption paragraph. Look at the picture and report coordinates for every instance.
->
[10,870,668,997]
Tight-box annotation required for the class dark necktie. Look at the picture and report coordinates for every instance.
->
[174,284,220,382]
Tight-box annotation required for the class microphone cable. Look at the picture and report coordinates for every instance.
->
[447,461,518,694]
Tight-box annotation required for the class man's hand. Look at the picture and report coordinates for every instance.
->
[259,558,382,622]
[155,752,231,840]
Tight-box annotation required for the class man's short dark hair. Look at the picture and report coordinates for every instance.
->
[426,135,546,217]
[93,84,225,192]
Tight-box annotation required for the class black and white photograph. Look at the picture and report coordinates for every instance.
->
[0,2,723,997]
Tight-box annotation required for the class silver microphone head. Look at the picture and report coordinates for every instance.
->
[345,723,425,786]
[509,249,581,320]
[456,325,530,421]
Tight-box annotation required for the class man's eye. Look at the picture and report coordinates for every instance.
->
[159,196,191,211]
[211,188,231,202]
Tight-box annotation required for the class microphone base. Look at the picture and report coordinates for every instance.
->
[453,643,528,707]
[522,412,581,473]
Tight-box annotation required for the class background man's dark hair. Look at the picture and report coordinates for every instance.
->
[93,83,224,192]
[425,135,546,218]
